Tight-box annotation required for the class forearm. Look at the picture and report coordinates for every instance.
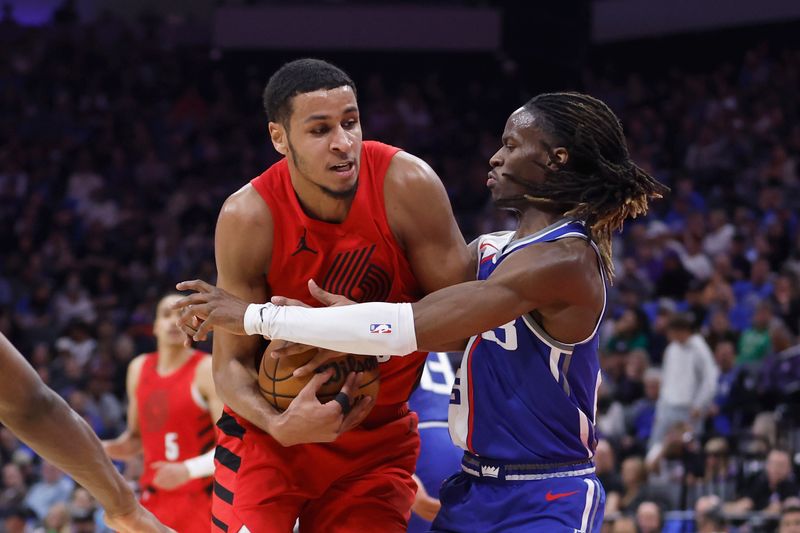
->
[3,391,137,517]
[424,338,469,352]
[214,355,279,434]
[245,301,418,356]
[247,280,521,356]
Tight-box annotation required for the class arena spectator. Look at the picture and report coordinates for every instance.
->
[726,448,799,514]
[23,462,73,521]
[781,505,800,533]
[694,494,727,532]
[595,439,623,517]
[650,314,719,449]
[635,501,663,533]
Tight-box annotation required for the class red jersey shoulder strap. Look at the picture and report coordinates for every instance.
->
[361,141,401,187]
[138,352,158,381]
[350,140,401,225]
[250,158,288,214]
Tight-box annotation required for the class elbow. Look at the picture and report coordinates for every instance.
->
[216,386,234,408]
[211,365,236,407]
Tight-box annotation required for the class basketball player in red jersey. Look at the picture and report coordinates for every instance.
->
[103,294,223,532]
[0,333,174,533]
[197,58,472,533]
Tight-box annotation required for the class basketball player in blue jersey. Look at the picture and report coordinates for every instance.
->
[408,352,463,532]
[173,92,668,532]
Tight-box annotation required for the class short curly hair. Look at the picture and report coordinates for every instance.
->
[263,58,356,126]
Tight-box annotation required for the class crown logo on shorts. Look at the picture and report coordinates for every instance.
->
[480,465,500,478]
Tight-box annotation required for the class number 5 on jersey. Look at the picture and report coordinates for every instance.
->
[165,432,179,461]
[481,320,518,351]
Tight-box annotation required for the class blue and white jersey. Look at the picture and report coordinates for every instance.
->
[448,218,606,464]
[409,351,457,424]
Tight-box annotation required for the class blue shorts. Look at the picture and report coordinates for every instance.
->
[407,424,463,533]
[430,461,605,533]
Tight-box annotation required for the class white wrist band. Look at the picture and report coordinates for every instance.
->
[183,449,215,479]
[244,303,267,336]
[243,302,418,356]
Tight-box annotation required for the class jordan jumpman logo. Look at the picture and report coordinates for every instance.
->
[291,228,318,256]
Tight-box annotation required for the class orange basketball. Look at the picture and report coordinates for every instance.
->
[258,343,380,412]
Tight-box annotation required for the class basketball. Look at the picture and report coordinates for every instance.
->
[258,344,380,411]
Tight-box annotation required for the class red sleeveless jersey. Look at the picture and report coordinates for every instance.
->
[250,140,427,421]
[136,351,215,494]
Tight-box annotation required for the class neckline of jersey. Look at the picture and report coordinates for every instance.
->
[502,218,585,255]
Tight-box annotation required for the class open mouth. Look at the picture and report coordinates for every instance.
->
[330,161,355,173]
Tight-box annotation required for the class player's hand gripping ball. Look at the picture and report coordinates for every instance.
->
[258,344,380,412]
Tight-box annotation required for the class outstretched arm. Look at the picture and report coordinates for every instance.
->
[0,334,174,533]
[174,239,600,355]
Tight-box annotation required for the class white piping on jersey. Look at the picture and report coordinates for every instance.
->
[522,314,575,352]
[501,218,576,256]
[548,346,562,384]
[504,229,588,258]
[580,478,596,532]
[518,237,608,348]
[461,463,596,481]
[449,335,478,451]
[190,382,209,411]
[505,466,596,481]
[561,353,573,396]
[418,421,449,430]
[592,369,603,424]
[587,478,602,533]
[523,312,595,457]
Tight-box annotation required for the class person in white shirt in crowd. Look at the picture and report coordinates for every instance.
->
[649,313,719,451]
[702,208,735,257]
[23,462,73,521]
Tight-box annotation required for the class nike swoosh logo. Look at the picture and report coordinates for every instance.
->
[545,490,580,502]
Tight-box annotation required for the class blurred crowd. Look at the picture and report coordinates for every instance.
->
[1,5,800,532]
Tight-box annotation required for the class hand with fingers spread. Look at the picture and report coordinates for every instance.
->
[270,368,374,447]
[172,280,249,341]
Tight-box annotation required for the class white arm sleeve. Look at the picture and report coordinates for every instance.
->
[243,302,418,356]
[183,448,215,479]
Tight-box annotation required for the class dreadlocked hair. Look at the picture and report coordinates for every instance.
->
[521,92,669,282]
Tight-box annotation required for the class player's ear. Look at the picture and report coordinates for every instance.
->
[548,147,569,170]
[269,122,288,156]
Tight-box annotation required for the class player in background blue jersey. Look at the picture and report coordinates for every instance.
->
[407,352,462,532]
[174,92,668,532]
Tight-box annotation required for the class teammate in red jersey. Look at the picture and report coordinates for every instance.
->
[195,58,472,533]
[104,294,223,532]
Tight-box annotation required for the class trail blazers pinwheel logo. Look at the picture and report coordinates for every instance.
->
[321,245,391,303]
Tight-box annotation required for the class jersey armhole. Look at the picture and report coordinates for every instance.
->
[190,382,209,411]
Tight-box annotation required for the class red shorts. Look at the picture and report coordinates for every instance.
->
[212,406,420,533]
[141,486,212,532]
